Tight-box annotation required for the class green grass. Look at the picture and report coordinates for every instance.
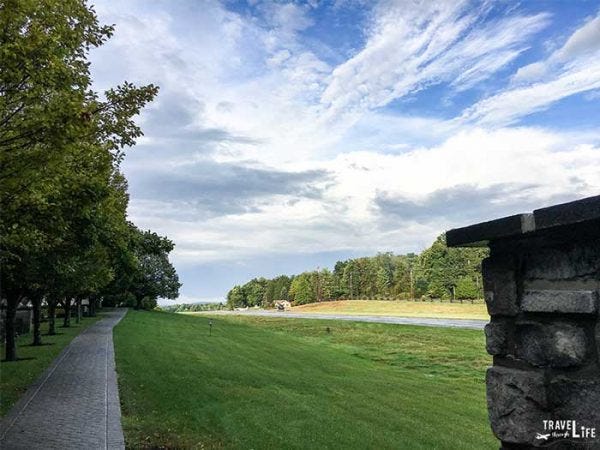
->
[114,310,495,449]
[0,314,103,416]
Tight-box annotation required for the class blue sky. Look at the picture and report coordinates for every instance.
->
[89,0,600,304]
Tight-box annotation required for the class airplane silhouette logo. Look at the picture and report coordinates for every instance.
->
[536,433,550,441]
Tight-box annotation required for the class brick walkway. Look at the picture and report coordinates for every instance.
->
[0,309,127,450]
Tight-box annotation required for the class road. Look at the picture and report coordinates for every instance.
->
[206,310,487,330]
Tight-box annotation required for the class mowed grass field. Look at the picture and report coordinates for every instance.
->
[290,299,489,320]
[114,310,495,449]
[0,314,103,416]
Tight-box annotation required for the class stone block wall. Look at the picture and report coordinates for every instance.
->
[447,196,600,449]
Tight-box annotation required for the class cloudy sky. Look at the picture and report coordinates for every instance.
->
[90,0,600,303]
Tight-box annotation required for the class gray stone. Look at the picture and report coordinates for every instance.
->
[482,256,519,316]
[446,213,534,247]
[485,319,510,356]
[487,366,548,446]
[549,377,600,435]
[597,321,600,360]
[516,322,588,368]
[525,241,600,281]
[521,290,598,314]
[534,195,600,231]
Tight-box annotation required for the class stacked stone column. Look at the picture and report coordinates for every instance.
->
[447,196,600,449]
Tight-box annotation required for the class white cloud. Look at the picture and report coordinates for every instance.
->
[513,13,600,84]
[512,61,547,83]
[461,59,600,126]
[554,14,600,61]
[265,2,314,33]
[458,13,600,126]
[320,2,549,118]
[128,127,600,266]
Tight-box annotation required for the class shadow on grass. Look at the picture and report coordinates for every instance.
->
[25,342,55,347]
[2,357,36,363]
[44,332,64,336]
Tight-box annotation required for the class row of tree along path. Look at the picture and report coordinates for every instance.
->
[1,1,180,361]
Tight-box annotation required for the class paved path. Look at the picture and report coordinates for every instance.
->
[0,309,127,450]
[208,310,487,330]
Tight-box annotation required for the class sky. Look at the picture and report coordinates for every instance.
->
[89,0,600,304]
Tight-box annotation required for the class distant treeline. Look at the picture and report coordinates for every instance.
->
[226,234,488,309]
[161,302,225,313]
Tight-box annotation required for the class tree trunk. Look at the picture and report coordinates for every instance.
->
[63,298,71,327]
[135,296,142,310]
[89,296,97,316]
[48,301,57,335]
[32,296,42,346]
[76,298,82,324]
[4,295,19,361]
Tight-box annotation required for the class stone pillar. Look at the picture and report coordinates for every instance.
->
[447,195,600,449]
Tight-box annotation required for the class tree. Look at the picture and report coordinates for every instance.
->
[312,269,333,301]
[455,276,480,301]
[244,278,268,307]
[392,257,412,297]
[342,261,359,299]
[264,275,291,306]
[332,260,349,299]
[129,228,181,310]
[376,267,392,297]
[226,285,246,309]
[289,273,315,305]
[417,234,487,301]
[0,0,158,360]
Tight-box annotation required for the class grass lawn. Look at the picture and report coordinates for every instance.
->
[290,299,489,320]
[0,314,103,416]
[114,310,495,449]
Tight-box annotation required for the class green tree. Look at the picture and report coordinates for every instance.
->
[342,261,360,299]
[226,285,246,309]
[417,234,487,301]
[0,0,158,360]
[455,276,480,300]
[392,257,412,297]
[332,260,349,298]
[289,273,315,305]
[312,269,333,301]
[376,267,392,297]
[129,228,181,310]
[264,275,291,305]
[243,278,268,307]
